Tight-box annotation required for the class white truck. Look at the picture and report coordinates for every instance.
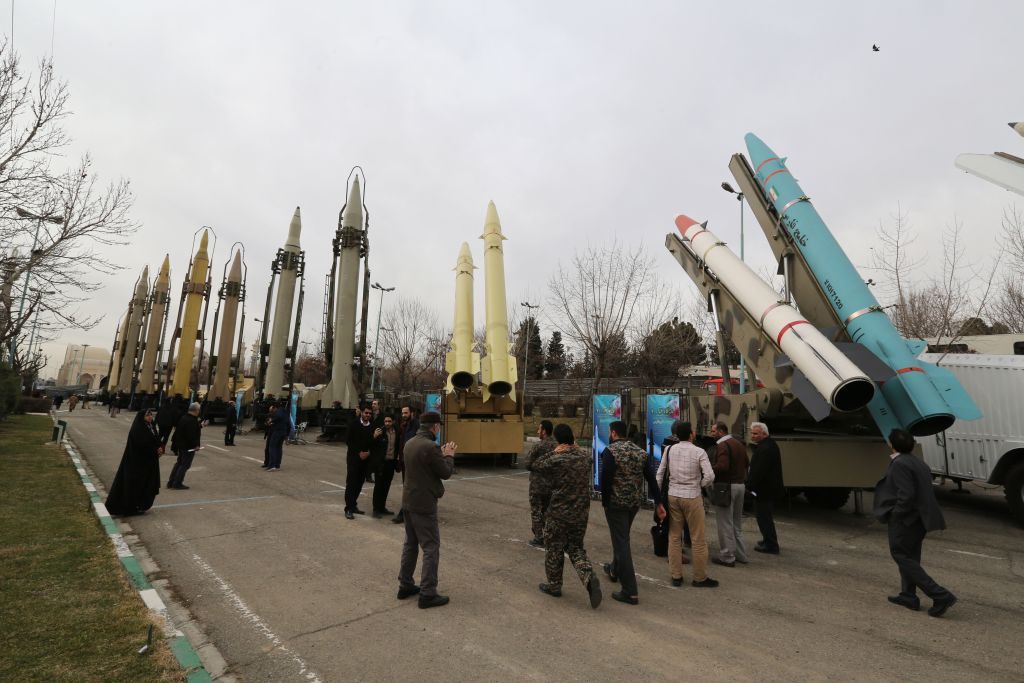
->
[918,353,1024,525]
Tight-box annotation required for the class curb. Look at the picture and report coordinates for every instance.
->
[61,437,217,683]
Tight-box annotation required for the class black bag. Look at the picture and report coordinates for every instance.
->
[709,439,734,507]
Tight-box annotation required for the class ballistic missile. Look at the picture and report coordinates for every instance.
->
[480,201,517,402]
[138,256,171,394]
[263,209,302,396]
[210,251,243,401]
[170,230,210,396]
[1011,122,1024,138]
[445,242,480,392]
[108,312,130,390]
[324,179,363,408]
[675,215,875,413]
[116,267,150,392]
[745,133,981,436]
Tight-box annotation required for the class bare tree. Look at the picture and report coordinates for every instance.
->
[0,44,138,365]
[380,297,443,392]
[546,241,660,433]
[990,205,1024,332]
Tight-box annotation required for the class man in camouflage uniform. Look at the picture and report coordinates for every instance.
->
[526,420,556,547]
[599,420,661,605]
[533,423,602,609]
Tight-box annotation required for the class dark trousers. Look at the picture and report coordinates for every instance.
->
[225,424,236,445]
[755,497,779,550]
[605,506,639,597]
[373,460,396,512]
[345,451,367,512]
[399,510,440,597]
[888,519,951,601]
[263,435,271,467]
[267,432,286,468]
[168,448,196,487]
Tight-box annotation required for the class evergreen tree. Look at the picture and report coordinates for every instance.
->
[544,330,566,378]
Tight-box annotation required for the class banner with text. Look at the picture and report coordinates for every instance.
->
[646,393,681,462]
[592,394,621,489]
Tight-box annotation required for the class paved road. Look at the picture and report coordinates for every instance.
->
[65,409,1024,682]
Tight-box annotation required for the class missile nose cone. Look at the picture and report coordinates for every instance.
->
[197,229,210,255]
[456,242,474,269]
[482,201,505,238]
[1011,122,1024,137]
[343,175,364,228]
[228,250,243,280]
[286,207,302,247]
[675,215,700,234]
[141,265,149,281]
[159,254,170,276]
[744,132,777,168]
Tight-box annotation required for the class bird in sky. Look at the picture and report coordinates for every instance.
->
[872,44,880,52]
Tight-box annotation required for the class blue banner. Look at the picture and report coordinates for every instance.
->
[290,389,299,430]
[592,394,621,489]
[235,390,245,420]
[646,393,681,462]
[425,392,443,443]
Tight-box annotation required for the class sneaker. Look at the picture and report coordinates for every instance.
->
[527,537,544,548]
[397,585,421,600]
[692,577,719,588]
[268,467,280,472]
[888,594,921,611]
[671,577,684,587]
[928,594,957,618]
[602,563,618,582]
[586,575,602,609]
[712,557,735,568]
[612,591,638,605]
[538,583,562,597]
[418,594,450,609]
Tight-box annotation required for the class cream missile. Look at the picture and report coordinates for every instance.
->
[171,230,210,396]
[210,251,243,401]
[480,201,518,402]
[263,209,302,396]
[116,267,150,392]
[324,178,363,407]
[138,256,171,394]
[108,313,130,390]
[1010,122,1024,138]
[445,242,480,392]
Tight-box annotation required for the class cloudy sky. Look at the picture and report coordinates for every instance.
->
[10,1,1021,376]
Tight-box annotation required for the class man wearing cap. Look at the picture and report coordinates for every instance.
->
[397,412,458,609]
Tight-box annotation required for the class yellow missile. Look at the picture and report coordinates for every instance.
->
[138,255,171,393]
[211,250,243,401]
[480,201,518,402]
[171,230,210,396]
[116,266,150,392]
[445,242,480,392]
[108,312,130,390]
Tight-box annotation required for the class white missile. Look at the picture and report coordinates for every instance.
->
[263,208,302,396]
[445,242,480,392]
[138,256,170,394]
[324,177,363,408]
[116,267,150,392]
[480,201,518,402]
[675,214,875,412]
[210,251,243,401]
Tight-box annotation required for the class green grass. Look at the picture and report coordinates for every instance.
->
[0,415,182,682]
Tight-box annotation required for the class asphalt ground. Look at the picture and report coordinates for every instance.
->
[64,409,1024,682]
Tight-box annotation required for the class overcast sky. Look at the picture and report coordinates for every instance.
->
[9,1,1022,377]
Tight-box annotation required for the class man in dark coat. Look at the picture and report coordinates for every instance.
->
[874,429,957,617]
[397,412,456,609]
[371,414,403,517]
[747,421,784,554]
[344,405,376,518]
[391,405,419,525]
[168,402,205,490]
[156,398,183,446]
[224,400,238,446]
[264,400,290,471]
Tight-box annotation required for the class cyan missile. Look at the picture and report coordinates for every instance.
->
[744,133,981,436]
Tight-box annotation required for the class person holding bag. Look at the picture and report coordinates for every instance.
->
[656,421,719,588]
[710,421,750,567]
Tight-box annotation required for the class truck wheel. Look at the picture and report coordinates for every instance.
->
[1005,463,1024,527]
[805,487,851,510]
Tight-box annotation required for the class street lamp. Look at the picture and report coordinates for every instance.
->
[520,302,539,412]
[10,207,62,365]
[253,317,265,390]
[24,288,56,373]
[77,344,91,387]
[721,182,747,394]
[370,282,395,393]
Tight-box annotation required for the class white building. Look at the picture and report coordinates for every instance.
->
[56,344,110,390]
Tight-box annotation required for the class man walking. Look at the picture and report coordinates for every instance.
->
[264,400,290,471]
[344,405,376,519]
[874,429,957,617]
[397,412,457,609]
[534,423,602,608]
[747,421,784,554]
[599,420,661,605]
[224,400,238,446]
[711,421,750,567]
[371,414,402,517]
[656,421,718,587]
[392,406,420,525]
[168,402,205,490]
[526,420,556,547]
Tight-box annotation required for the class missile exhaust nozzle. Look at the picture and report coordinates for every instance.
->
[487,380,513,397]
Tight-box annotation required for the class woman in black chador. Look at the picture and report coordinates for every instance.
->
[105,409,164,515]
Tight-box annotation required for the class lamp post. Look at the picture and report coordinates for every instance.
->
[520,302,539,410]
[67,349,80,386]
[253,317,265,393]
[721,182,747,394]
[370,282,395,393]
[77,344,91,387]
[24,288,55,374]
[10,207,62,365]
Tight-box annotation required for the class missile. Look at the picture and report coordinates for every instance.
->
[210,251,243,401]
[674,215,875,413]
[1010,122,1024,138]
[445,242,480,392]
[480,201,518,402]
[116,267,150,392]
[108,312,130,391]
[170,230,211,396]
[263,209,302,396]
[138,255,171,394]
[324,178,363,408]
[745,133,981,436]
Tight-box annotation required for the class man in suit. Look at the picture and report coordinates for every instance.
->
[344,405,376,519]
[392,405,420,525]
[397,412,457,609]
[874,429,957,617]
[224,400,238,446]
[747,421,784,554]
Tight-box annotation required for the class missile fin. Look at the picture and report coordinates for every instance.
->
[834,342,896,382]
[906,338,928,356]
[774,354,793,368]
[921,363,983,421]
[790,369,831,421]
